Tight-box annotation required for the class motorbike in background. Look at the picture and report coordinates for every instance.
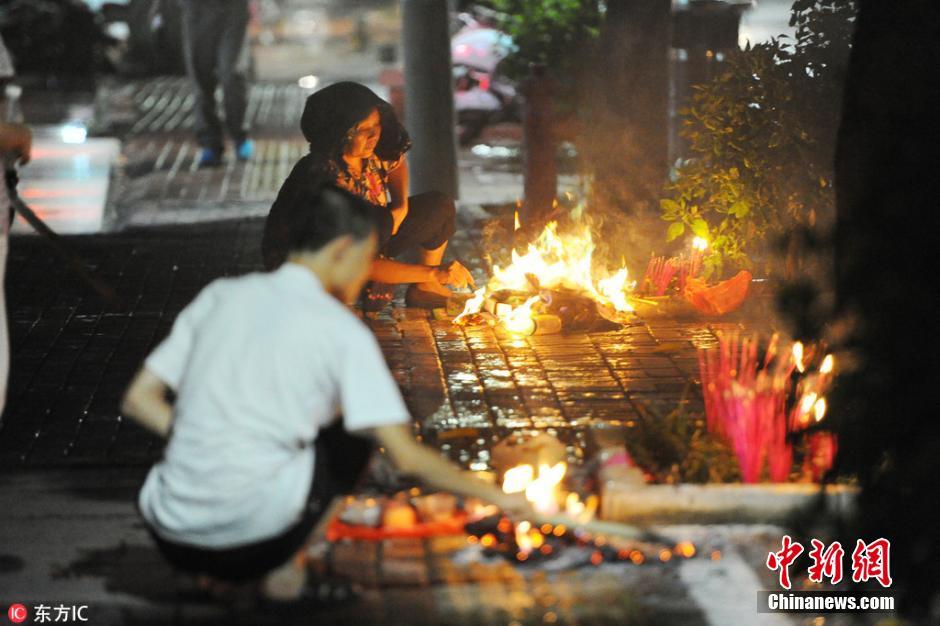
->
[452,22,519,146]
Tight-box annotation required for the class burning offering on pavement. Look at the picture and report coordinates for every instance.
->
[454,218,638,334]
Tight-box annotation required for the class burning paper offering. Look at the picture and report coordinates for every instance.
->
[455,219,637,334]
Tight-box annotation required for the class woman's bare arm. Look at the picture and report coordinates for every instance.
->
[121,369,174,438]
[387,158,409,234]
[370,258,436,284]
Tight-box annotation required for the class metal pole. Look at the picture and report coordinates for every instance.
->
[401,0,458,199]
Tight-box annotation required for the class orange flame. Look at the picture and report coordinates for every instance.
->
[457,220,635,333]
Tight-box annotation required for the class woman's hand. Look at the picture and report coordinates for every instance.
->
[433,260,476,290]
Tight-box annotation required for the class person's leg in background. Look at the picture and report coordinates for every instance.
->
[0,211,8,416]
[182,0,225,166]
[216,0,253,161]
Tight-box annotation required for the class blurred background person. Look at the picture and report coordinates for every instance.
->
[181,0,254,167]
[0,33,32,415]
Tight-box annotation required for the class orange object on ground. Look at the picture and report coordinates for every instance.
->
[325,513,468,542]
[683,270,752,315]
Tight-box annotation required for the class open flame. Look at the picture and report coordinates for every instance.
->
[501,464,535,494]
[501,462,567,515]
[500,460,599,555]
[456,219,635,333]
[503,296,541,335]
[523,462,567,515]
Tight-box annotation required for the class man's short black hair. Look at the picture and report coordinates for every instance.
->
[285,183,378,254]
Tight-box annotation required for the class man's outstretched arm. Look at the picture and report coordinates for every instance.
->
[121,369,174,438]
[371,424,532,518]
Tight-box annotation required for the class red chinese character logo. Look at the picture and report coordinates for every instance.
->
[851,538,892,588]
[767,534,805,589]
[807,539,844,584]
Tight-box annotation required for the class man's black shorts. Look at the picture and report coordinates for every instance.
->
[143,421,373,582]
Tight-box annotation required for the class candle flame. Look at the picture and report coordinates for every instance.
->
[813,397,827,422]
[792,342,806,373]
[800,392,818,415]
[820,354,834,374]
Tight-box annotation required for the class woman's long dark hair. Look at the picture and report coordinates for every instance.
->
[299,81,411,173]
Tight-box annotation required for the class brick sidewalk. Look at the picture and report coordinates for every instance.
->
[2,214,771,470]
[2,220,264,467]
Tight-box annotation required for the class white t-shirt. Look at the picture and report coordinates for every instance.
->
[138,263,409,548]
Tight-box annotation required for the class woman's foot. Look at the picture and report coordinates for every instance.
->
[416,280,453,298]
[406,283,453,309]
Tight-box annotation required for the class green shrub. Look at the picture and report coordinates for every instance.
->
[662,0,855,279]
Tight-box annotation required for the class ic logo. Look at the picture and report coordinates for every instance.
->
[7,603,28,624]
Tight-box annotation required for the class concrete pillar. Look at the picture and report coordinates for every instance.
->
[401,0,458,199]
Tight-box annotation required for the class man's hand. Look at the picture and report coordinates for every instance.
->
[433,260,476,290]
[0,122,32,165]
[494,491,538,522]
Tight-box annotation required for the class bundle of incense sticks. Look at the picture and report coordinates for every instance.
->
[643,255,679,296]
[676,251,704,293]
[698,333,796,482]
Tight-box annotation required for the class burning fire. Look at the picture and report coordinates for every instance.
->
[501,462,567,515]
[498,461,598,555]
[455,219,636,332]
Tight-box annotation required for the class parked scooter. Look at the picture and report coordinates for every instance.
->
[452,24,519,146]
[453,63,518,146]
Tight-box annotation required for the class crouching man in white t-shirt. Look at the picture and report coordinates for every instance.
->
[121,184,533,603]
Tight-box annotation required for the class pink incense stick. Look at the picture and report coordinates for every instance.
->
[699,332,800,483]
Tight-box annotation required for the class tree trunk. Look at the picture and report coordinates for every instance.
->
[832,0,940,617]
[521,64,557,230]
[606,0,671,183]
[583,0,671,216]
